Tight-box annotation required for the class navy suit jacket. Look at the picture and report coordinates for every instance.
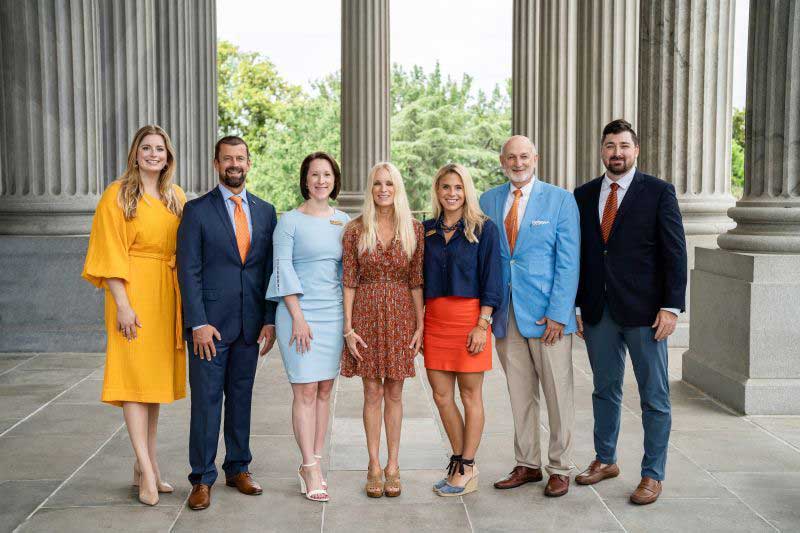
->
[573,170,687,327]
[177,186,278,345]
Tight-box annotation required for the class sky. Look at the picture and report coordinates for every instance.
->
[218,0,749,109]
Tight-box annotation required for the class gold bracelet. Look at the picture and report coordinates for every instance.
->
[343,329,356,338]
[476,322,488,331]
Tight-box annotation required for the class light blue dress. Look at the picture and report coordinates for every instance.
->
[266,208,349,383]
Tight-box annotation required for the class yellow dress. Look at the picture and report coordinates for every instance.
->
[82,180,187,406]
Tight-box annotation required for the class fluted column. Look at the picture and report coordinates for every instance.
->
[639,0,736,236]
[513,0,577,190]
[717,0,800,253]
[576,0,639,184]
[338,0,390,213]
[98,0,158,184]
[155,0,217,197]
[0,0,103,235]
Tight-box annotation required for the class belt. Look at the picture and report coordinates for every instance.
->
[129,250,183,349]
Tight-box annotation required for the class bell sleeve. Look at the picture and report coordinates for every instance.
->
[82,184,130,289]
[408,220,424,289]
[266,212,304,301]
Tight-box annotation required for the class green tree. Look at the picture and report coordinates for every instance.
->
[391,64,511,211]
[731,107,745,198]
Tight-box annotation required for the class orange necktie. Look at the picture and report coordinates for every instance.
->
[504,188,523,254]
[600,182,619,243]
[230,195,250,263]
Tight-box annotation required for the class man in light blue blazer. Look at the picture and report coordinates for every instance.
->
[479,135,580,497]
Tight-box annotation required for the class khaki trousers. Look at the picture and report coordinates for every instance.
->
[496,302,574,475]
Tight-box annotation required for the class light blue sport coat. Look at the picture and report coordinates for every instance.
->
[479,179,581,339]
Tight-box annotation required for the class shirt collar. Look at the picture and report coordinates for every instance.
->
[509,176,536,197]
[603,166,636,190]
[218,183,247,203]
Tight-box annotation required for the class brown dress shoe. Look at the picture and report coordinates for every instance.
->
[225,472,263,495]
[188,484,211,510]
[544,474,570,497]
[630,477,662,505]
[493,466,543,489]
[575,460,620,485]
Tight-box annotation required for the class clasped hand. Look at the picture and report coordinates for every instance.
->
[536,316,564,346]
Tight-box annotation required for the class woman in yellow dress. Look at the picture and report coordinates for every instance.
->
[82,125,186,506]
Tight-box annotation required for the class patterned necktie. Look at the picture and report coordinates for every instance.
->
[600,182,620,243]
[230,195,250,263]
[504,188,523,254]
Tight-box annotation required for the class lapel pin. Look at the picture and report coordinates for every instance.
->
[330,219,343,226]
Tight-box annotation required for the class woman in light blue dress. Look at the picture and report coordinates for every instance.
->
[266,151,348,502]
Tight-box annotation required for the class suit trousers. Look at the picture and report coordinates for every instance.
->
[188,333,259,486]
[583,305,671,480]
[496,301,574,475]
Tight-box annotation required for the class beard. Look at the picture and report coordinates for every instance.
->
[604,157,632,176]
[504,167,534,184]
[219,167,246,188]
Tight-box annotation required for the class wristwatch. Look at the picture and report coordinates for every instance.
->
[479,314,493,325]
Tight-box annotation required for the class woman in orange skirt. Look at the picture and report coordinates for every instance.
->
[422,164,502,496]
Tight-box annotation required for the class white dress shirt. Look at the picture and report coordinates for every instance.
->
[576,166,679,318]
[502,178,535,229]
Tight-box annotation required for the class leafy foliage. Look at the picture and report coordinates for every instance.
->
[731,108,745,198]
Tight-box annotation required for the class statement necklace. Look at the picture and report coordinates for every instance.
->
[437,216,463,232]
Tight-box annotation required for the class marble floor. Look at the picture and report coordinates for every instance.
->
[2,342,799,532]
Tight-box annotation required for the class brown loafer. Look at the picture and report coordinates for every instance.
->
[575,459,620,486]
[544,474,570,497]
[188,484,211,510]
[630,477,662,505]
[225,472,263,495]
[493,466,543,489]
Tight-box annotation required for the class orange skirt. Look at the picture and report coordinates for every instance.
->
[423,296,492,373]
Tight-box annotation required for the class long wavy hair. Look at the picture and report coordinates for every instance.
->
[354,162,417,259]
[430,163,487,243]
[117,125,181,220]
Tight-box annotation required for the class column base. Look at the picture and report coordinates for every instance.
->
[682,247,800,414]
[0,236,105,352]
[335,191,365,216]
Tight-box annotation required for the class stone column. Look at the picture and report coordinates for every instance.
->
[684,0,800,414]
[0,0,103,235]
[639,0,737,236]
[512,0,577,190]
[576,0,639,184]
[155,0,218,197]
[638,0,737,347]
[98,0,158,184]
[338,0,390,213]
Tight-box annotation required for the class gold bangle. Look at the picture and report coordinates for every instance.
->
[476,323,488,331]
[343,329,356,338]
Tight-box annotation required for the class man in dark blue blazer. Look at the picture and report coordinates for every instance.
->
[572,120,687,505]
[177,136,277,510]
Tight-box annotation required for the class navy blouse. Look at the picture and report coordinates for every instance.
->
[422,217,503,309]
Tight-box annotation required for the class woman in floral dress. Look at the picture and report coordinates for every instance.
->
[340,162,424,498]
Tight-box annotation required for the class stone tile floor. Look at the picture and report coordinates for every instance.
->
[1,344,799,532]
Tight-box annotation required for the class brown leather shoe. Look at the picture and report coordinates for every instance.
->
[575,460,620,485]
[630,477,662,505]
[493,466,543,489]
[188,484,211,510]
[225,472,263,495]
[544,474,570,497]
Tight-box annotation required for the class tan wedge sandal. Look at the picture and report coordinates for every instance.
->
[384,467,401,498]
[365,470,384,498]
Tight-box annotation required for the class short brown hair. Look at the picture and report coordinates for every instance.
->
[215,136,250,160]
[299,152,342,200]
[601,119,639,146]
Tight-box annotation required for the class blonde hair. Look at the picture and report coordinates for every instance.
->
[354,162,417,259]
[431,163,487,243]
[117,125,182,220]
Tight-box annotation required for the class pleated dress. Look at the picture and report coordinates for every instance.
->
[266,208,350,383]
[82,180,187,406]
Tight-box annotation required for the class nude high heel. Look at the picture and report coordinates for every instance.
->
[133,462,174,494]
[314,454,328,490]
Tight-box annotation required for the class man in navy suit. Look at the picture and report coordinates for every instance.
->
[177,136,277,510]
[573,120,687,505]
